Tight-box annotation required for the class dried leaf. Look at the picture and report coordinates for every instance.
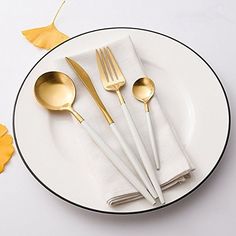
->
[22,1,69,50]
[0,124,14,173]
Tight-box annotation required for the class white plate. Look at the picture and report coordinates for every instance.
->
[13,27,230,214]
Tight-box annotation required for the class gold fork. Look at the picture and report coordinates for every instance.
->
[96,47,165,204]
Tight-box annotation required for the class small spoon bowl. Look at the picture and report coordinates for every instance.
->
[34,71,76,111]
[132,77,155,104]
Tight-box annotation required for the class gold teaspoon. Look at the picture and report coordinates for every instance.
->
[132,77,160,169]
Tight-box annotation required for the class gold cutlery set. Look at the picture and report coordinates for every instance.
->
[34,47,164,205]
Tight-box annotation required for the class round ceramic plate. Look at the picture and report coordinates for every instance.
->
[13,27,230,214]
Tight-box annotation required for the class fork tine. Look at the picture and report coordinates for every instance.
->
[106,47,125,81]
[103,47,118,81]
[101,48,115,82]
[96,49,110,83]
[97,48,114,82]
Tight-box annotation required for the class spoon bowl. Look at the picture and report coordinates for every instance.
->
[132,77,155,104]
[34,71,83,123]
[34,71,76,111]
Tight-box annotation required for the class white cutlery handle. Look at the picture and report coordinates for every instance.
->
[121,103,165,204]
[80,120,156,205]
[110,123,158,199]
[146,111,160,169]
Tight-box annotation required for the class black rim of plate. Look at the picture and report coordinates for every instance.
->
[13,27,231,215]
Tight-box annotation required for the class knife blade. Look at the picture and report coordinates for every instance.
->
[65,57,113,125]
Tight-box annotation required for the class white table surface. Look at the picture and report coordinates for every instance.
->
[0,0,235,235]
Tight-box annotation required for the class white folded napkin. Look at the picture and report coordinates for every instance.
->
[65,37,194,206]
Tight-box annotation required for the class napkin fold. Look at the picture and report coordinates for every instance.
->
[67,37,194,206]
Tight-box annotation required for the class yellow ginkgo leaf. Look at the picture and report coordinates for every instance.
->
[0,124,14,173]
[0,124,7,137]
[22,1,69,50]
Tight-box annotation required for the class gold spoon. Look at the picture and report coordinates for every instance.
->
[132,77,160,169]
[34,71,84,122]
[34,71,156,205]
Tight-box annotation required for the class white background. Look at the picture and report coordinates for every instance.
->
[0,0,235,235]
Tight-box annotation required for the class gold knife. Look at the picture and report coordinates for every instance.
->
[65,57,158,200]
[66,57,113,125]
